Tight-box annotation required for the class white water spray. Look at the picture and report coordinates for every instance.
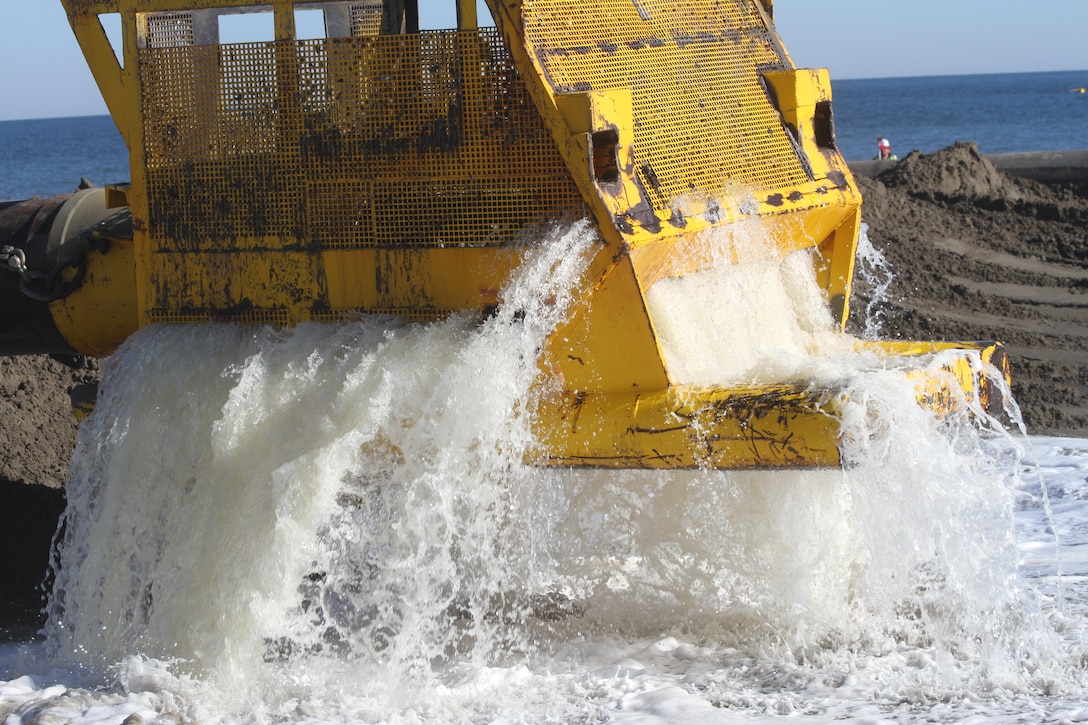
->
[853,222,896,340]
[28,216,1079,721]
[44,222,596,686]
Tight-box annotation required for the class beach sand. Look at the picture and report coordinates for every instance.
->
[851,141,1088,436]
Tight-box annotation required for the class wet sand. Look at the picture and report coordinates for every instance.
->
[849,142,1088,436]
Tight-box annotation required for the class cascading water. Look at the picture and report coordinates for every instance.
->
[6,216,1085,722]
[852,223,896,341]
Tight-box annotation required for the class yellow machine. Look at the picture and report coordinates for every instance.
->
[0,0,1008,468]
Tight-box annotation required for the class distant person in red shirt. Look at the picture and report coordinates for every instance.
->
[877,136,892,160]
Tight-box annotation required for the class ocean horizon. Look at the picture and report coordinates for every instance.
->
[2,69,1086,200]
[831,69,1088,162]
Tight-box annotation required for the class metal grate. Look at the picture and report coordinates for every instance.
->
[138,27,585,252]
[311,308,455,323]
[144,12,194,48]
[521,0,810,209]
[148,309,292,326]
[349,1,383,36]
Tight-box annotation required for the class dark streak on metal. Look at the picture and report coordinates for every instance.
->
[639,164,662,195]
[613,215,635,235]
[623,199,661,235]
[700,200,721,223]
[567,390,588,432]
[979,346,1010,417]
[553,81,593,94]
[668,207,686,229]
[826,170,848,189]
[673,30,717,48]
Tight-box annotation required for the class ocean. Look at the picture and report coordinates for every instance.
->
[0,115,129,202]
[831,68,1088,161]
[831,70,1088,162]
[1,70,1086,201]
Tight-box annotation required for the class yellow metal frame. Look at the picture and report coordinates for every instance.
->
[55,0,1008,469]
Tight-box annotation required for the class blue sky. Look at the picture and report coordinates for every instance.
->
[775,0,1088,81]
[1,0,1086,121]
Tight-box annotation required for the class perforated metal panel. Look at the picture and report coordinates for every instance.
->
[138,27,586,252]
[150,309,292,325]
[520,0,810,209]
[349,2,383,35]
[143,12,195,47]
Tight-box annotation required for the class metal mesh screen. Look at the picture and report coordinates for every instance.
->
[143,12,194,48]
[521,0,810,209]
[349,2,383,35]
[138,27,585,252]
[150,309,292,325]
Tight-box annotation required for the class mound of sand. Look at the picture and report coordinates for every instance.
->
[0,355,95,632]
[0,355,98,488]
[876,141,1019,205]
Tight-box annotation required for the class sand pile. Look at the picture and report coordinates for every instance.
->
[875,141,1017,204]
[0,355,95,631]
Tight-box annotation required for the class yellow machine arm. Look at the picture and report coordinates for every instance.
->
[0,0,1009,468]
